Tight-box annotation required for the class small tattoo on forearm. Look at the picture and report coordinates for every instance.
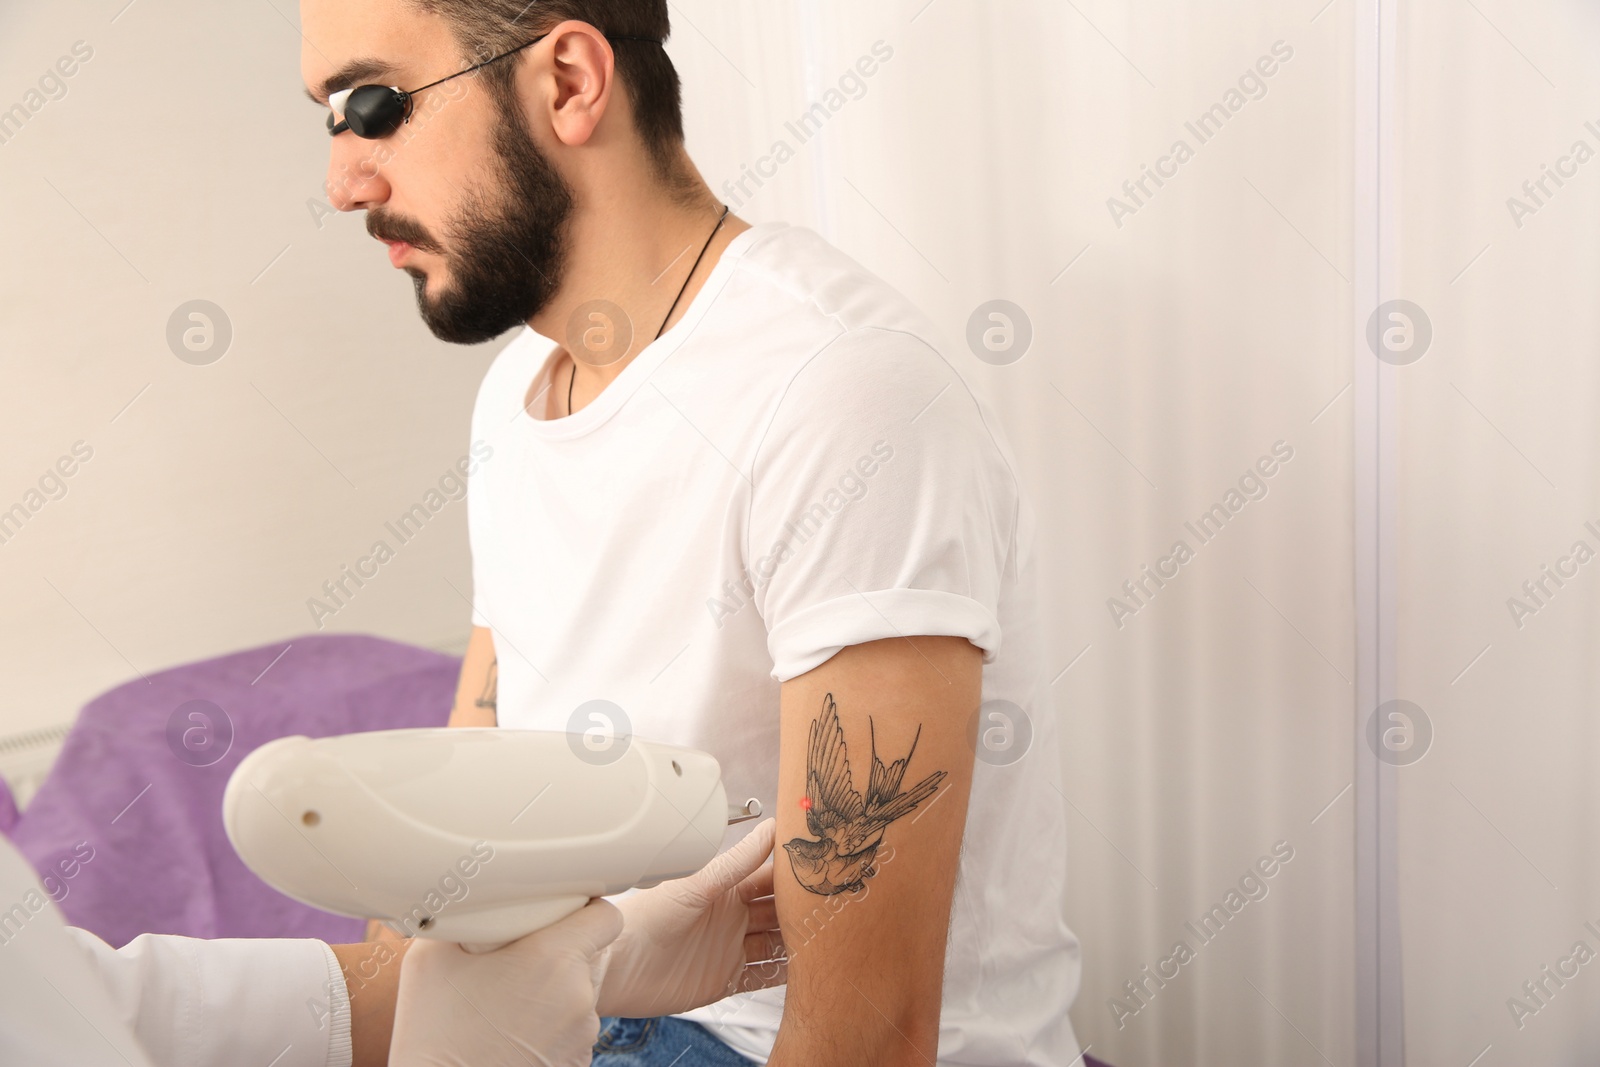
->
[476,658,498,710]
[783,693,947,896]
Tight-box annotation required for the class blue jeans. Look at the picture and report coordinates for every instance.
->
[592,1017,759,1066]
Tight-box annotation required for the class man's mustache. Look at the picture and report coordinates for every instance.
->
[367,211,442,254]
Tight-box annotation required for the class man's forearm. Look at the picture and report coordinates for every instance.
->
[766,975,941,1066]
[765,870,946,1067]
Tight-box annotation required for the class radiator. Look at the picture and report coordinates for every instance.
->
[0,722,73,811]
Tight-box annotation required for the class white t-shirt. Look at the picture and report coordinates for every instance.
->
[467,221,1081,1065]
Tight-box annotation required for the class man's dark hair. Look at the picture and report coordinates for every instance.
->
[411,0,686,181]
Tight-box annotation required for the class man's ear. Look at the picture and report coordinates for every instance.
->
[541,20,618,148]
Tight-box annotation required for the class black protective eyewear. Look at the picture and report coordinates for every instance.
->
[326,32,659,139]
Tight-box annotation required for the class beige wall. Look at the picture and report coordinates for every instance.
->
[1,2,497,733]
[12,0,1592,1063]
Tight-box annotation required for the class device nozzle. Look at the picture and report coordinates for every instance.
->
[727,798,762,824]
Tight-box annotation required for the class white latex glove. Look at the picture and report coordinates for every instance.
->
[390,898,622,1067]
[597,818,787,1018]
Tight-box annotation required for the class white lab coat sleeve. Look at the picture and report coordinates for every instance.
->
[60,926,354,1067]
[0,885,157,1067]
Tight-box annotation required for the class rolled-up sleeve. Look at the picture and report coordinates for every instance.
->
[748,328,1018,682]
[62,928,353,1067]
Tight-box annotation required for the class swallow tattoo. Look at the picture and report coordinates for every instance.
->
[782,693,948,896]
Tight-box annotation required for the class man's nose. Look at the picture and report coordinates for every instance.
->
[325,136,390,212]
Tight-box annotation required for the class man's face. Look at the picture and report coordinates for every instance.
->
[301,0,574,344]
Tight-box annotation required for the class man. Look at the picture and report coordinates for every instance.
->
[302,0,1082,1062]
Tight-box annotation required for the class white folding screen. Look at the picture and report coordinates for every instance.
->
[1392,0,1600,1063]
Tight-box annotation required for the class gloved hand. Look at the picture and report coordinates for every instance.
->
[389,898,622,1067]
[597,818,787,1018]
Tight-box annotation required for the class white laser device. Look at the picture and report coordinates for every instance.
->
[222,728,761,949]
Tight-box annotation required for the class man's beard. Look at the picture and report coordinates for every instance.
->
[385,94,575,345]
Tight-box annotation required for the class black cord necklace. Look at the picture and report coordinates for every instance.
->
[567,203,731,416]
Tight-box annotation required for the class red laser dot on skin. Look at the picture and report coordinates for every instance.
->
[799,796,812,811]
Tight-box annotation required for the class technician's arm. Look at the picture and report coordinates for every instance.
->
[766,636,980,1067]
[330,940,412,1067]
[59,927,384,1067]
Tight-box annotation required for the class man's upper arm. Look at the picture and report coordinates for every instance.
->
[447,625,498,728]
[769,634,980,1066]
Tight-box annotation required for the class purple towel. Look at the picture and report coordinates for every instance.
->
[5,633,458,948]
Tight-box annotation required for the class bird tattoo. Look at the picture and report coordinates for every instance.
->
[782,693,948,896]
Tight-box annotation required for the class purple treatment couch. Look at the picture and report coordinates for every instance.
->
[0,633,457,947]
